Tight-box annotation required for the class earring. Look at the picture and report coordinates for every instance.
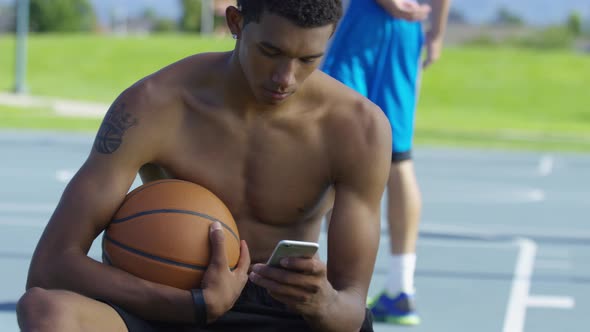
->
[232,34,238,40]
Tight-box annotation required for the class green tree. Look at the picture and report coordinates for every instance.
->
[566,11,582,36]
[153,19,178,33]
[140,7,178,33]
[30,0,96,32]
[141,8,158,23]
[180,0,202,32]
[493,7,524,26]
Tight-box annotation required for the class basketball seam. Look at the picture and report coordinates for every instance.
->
[101,237,113,265]
[104,234,208,271]
[102,251,112,265]
[111,209,240,243]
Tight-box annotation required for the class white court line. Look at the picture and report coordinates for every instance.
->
[415,238,517,250]
[537,155,554,177]
[527,295,575,309]
[56,169,76,183]
[523,189,545,202]
[502,237,537,332]
[322,231,514,249]
[422,223,590,242]
[320,227,520,251]
[419,188,546,204]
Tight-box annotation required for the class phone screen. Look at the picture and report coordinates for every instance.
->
[267,240,319,267]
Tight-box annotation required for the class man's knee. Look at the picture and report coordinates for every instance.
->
[17,287,73,331]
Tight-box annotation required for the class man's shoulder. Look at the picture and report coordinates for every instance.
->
[117,52,220,109]
[311,71,389,138]
[128,51,229,96]
[116,75,176,117]
[307,74,392,185]
[108,70,184,135]
[313,70,382,114]
[329,97,390,151]
[306,72,391,168]
[161,51,230,83]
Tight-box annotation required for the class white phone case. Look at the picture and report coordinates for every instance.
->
[266,240,319,267]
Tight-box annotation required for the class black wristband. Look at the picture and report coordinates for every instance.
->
[190,288,208,326]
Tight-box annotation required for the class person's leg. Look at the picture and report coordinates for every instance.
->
[367,16,424,325]
[368,156,422,326]
[385,158,421,295]
[17,287,128,332]
[381,17,424,307]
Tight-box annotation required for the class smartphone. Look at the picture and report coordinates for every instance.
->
[266,240,319,267]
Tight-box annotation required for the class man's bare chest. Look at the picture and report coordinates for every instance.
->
[157,122,333,226]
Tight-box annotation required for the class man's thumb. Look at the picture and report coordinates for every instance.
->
[209,222,226,266]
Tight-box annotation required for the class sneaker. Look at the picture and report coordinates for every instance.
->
[367,291,421,325]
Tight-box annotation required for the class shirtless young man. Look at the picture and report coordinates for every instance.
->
[16,1,392,331]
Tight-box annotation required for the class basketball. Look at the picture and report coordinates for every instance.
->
[102,179,240,290]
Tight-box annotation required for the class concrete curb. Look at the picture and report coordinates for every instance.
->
[0,92,108,118]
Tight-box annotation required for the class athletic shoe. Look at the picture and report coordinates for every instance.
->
[367,291,421,325]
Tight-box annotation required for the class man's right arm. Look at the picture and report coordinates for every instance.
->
[26,87,197,322]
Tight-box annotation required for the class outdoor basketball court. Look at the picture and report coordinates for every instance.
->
[0,130,588,332]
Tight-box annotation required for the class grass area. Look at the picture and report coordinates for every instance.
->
[415,46,590,152]
[1,34,589,152]
[0,34,235,102]
[419,46,590,135]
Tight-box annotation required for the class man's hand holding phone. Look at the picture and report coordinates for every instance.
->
[249,240,337,317]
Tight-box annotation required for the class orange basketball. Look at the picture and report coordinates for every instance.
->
[102,179,240,290]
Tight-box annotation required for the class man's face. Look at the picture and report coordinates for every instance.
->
[238,13,334,105]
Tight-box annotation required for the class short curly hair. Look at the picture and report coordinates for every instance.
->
[237,0,343,28]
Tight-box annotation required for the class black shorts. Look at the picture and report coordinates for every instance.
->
[105,281,374,332]
[392,150,412,162]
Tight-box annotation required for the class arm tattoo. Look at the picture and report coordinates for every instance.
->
[94,101,138,154]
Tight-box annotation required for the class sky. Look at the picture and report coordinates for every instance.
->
[0,0,589,27]
[450,0,589,25]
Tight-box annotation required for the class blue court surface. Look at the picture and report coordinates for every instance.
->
[1,130,588,332]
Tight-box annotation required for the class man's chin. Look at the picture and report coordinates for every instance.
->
[258,93,291,106]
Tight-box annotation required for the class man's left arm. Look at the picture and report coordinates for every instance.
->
[423,0,451,68]
[308,107,391,331]
[303,107,394,331]
[248,103,392,331]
